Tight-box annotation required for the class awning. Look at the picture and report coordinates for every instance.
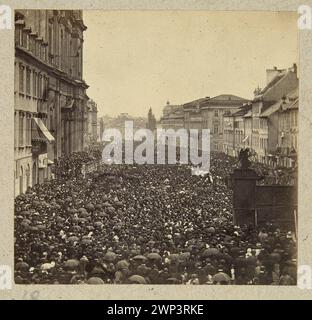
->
[32,118,55,143]
[243,111,252,118]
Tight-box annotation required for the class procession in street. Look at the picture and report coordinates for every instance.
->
[15,149,297,285]
[14,10,298,286]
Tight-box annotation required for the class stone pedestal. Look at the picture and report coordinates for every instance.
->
[231,168,259,226]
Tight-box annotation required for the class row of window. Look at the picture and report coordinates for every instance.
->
[260,137,268,149]
[15,28,47,62]
[260,118,267,129]
[253,119,260,129]
[18,63,48,99]
[235,131,245,144]
[242,118,270,130]
[249,136,268,150]
[223,129,245,144]
[48,24,82,78]
[16,164,31,195]
[201,109,228,119]
[162,121,219,134]
[252,118,267,130]
[280,111,298,129]
[224,130,297,151]
[251,136,260,149]
[223,129,232,143]
[16,23,82,78]
[245,120,252,129]
[16,112,32,148]
[281,134,298,149]
[235,115,298,131]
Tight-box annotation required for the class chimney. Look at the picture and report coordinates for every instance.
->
[266,67,282,84]
[293,63,297,76]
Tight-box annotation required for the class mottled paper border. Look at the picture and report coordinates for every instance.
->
[1,0,312,300]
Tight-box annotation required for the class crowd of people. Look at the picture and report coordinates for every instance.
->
[253,164,297,186]
[14,150,297,285]
[53,150,102,180]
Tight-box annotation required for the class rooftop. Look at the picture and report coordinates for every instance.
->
[183,94,249,110]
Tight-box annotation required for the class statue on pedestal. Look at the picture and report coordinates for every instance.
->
[238,148,252,169]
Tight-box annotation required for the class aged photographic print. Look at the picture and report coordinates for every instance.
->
[13,10,298,286]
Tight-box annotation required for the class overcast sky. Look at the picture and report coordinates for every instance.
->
[83,11,298,119]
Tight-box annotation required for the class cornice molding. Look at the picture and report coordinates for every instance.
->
[16,46,89,90]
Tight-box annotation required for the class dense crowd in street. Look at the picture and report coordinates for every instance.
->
[14,150,297,285]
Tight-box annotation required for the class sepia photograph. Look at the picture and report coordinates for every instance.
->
[12,8,299,288]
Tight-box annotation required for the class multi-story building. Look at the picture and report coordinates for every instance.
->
[182,95,248,151]
[197,94,249,152]
[245,65,298,164]
[14,10,89,196]
[160,101,184,131]
[160,96,248,151]
[223,64,298,167]
[223,103,252,156]
[183,98,206,131]
[276,88,298,167]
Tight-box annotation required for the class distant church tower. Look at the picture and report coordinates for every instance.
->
[146,107,157,131]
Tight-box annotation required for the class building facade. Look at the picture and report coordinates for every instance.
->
[223,64,298,168]
[244,65,298,165]
[223,103,252,157]
[276,88,298,167]
[159,101,185,131]
[197,95,249,152]
[160,95,248,151]
[14,10,89,196]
